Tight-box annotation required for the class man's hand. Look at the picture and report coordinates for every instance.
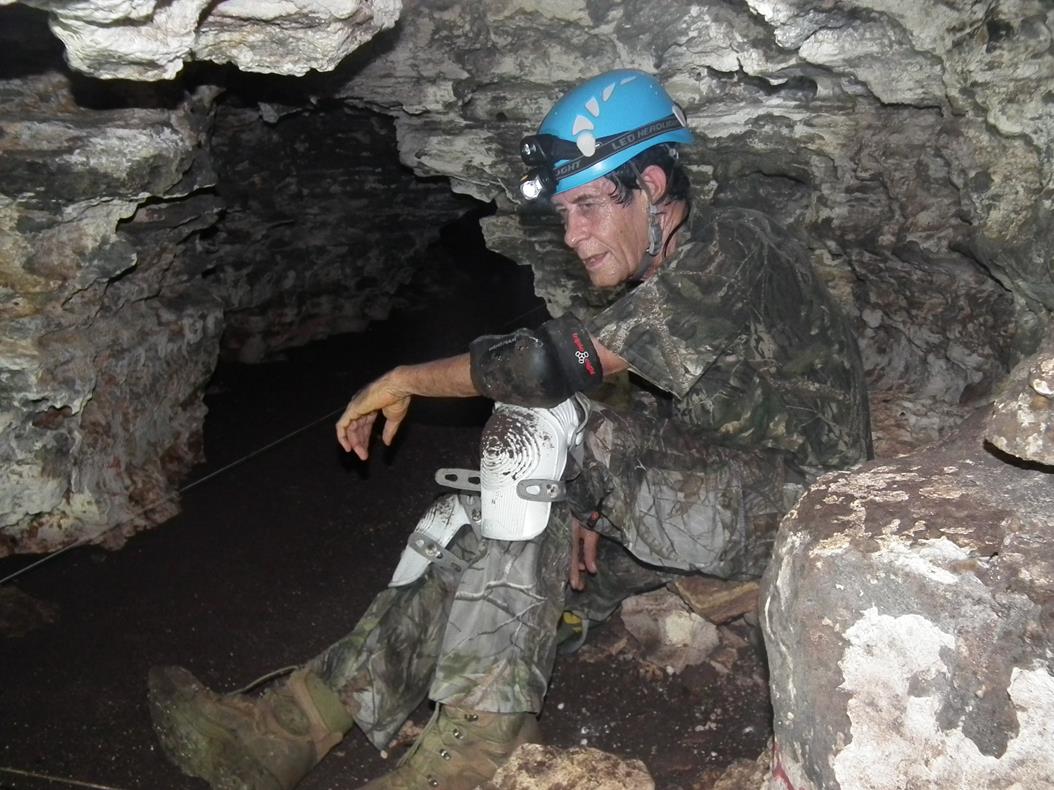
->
[335,372,411,461]
[335,354,478,461]
[569,517,600,591]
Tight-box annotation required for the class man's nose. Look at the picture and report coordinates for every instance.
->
[563,212,586,249]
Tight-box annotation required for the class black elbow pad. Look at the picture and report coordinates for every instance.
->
[469,316,604,407]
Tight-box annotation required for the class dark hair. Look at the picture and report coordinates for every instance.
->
[603,144,692,259]
[604,144,692,208]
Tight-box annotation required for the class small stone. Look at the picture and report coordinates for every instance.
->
[670,577,760,624]
[620,589,720,673]
[485,743,654,790]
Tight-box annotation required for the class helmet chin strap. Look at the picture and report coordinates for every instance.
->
[630,161,664,281]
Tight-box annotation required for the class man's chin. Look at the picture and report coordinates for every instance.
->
[586,271,621,289]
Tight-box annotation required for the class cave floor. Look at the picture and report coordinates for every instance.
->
[0,248,772,790]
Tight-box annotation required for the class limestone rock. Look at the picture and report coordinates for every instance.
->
[761,413,1054,789]
[483,743,654,790]
[986,329,1054,466]
[620,588,720,674]
[670,577,759,625]
[16,0,401,80]
[0,16,223,553]
[867,393,974,459]
[711,745,769,790]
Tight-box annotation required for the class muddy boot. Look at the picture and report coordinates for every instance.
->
[359,705,540,790]
[148,665,355,790]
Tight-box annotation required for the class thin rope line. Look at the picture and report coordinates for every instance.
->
[2,289,546,587]
[0,407,342,587]
[500,301,548,330]
[0,766,131,790]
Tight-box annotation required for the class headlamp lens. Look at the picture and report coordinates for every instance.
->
[519,174,545,201]
[519,168,555,200]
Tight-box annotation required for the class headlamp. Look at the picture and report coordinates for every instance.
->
[520,135,548,167]
[520,134,581,167]
[519,169,554,201]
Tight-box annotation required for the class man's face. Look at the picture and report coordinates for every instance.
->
[552,179,648,288]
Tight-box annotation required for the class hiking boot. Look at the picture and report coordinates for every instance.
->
[148,666,354,790]
[556,610,591,655]
[358,704,540,789]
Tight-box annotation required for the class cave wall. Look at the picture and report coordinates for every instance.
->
[0,0,1051,558]
[3,0,402,80]
[0,16,225,553]
[205,95,477,363]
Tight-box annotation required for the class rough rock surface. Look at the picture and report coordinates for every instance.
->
[620,587,721,674]
[671,577,760,626]
[4,0,401,80]
[986,328,1054,466]
[0,16,224,553]
[204,92,476,362]
[761,411,1054,789]
[711,745,769,790]
[483,743,655,790]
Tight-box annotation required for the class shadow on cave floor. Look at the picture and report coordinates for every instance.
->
[0,228,771,790]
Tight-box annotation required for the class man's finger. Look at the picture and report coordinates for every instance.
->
[581,528,600,574]
[569,519,581,590]
[337,420,357,453]
[336,400,365,452]
[348,414,377,460]
[380,413,404,447]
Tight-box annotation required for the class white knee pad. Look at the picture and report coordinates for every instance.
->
[389,494,480,587]
[479,395,587,541]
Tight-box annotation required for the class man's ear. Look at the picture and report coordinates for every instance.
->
[638,164,670,204]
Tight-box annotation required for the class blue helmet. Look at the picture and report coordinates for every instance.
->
[519,69,693,200]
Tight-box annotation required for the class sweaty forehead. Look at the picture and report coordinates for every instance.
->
[552,179,617,207]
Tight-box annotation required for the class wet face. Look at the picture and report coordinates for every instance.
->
[551,179,650,289]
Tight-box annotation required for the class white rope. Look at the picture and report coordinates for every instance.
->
[0,766,131,790]
[1,293,545,589]
[0,407,342,586]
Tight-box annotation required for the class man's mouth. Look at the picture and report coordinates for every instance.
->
[581,252,607,270]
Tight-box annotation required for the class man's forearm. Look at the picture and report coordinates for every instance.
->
[390,353,478,398]
[389,340,625,403]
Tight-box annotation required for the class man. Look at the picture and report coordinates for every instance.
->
[149,69,871,790]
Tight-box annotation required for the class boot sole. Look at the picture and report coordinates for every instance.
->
[148,666,284,790]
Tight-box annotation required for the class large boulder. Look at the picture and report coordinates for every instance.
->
[761,393,1054,788]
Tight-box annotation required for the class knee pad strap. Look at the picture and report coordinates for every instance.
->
[389,494,479,587]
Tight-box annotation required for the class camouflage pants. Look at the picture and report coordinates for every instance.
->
[308,401,805,750]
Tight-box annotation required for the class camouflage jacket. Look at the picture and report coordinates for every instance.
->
[587,206,872,472]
